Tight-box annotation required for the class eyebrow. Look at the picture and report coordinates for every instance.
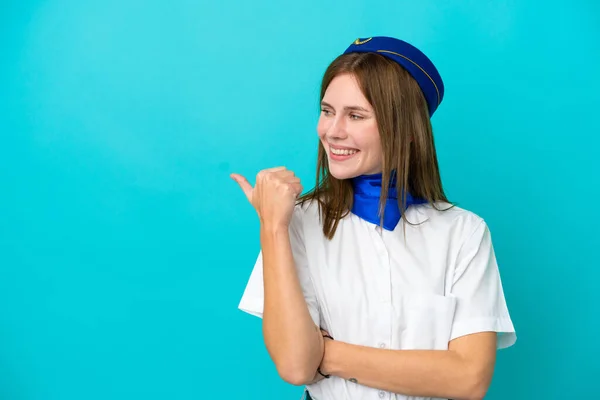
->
[320,101,370,113]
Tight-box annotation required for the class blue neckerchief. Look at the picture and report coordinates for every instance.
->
[350,172,427,231]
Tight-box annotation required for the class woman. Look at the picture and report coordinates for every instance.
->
[231,36,516,400]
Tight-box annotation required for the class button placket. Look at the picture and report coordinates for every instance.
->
[373,226,393,385]
[373,229,391,304]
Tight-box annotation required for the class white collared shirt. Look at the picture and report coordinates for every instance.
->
[238,200,516,400]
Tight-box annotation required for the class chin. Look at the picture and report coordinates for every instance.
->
[327,164,361,181]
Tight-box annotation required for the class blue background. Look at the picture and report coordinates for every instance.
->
[1,0,598,398]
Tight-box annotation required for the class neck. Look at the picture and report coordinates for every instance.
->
[349,171,426,230]
[350,171,397,196]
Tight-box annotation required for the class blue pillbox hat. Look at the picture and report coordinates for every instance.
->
[343,36,445,116]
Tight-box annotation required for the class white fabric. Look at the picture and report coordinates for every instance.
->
[238,200,516,400]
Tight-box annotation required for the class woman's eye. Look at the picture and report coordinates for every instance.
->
[350,114,363,120]
[321,109,332,116]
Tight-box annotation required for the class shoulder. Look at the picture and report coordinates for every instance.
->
[288,198,321,233]
[413,201,488,240]
[292,198,321,221]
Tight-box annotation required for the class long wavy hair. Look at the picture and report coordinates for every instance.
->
[298,52,451,239]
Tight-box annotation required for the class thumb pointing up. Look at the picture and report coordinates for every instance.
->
[230,173,253,204]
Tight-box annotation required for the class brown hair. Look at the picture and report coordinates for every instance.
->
[298,52,451,239]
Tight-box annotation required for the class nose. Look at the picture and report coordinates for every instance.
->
[325,116,348,141]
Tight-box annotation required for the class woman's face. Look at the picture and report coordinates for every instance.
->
[317,73,383,180]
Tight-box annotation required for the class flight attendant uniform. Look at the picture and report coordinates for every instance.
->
[238,37,517,400]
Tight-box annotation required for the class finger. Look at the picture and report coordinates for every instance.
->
[276,170,296,179]
[291,183,304,196]
[267,168,292,180]
[257,167,287,182]
[265,166,287,172]
[230,173,253,202]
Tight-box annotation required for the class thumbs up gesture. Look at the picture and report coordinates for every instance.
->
[231,167,303,230]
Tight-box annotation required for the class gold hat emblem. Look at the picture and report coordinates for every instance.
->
[353,37,372,45]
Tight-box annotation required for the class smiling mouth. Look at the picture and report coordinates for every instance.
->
[329,146,360,161]
[330,147,358,156]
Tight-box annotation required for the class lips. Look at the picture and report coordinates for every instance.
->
[328,144,360,161]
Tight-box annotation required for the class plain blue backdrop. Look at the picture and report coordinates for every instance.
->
[1,0,599,399]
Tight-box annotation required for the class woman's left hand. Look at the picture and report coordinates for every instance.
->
[318,329,335,377]
[321,329,333,340]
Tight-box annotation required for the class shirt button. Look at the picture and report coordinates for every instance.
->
[379,391,386,398]
[379,342,386,348]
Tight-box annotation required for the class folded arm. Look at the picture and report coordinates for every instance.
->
[261,226,324,385]
[320,332,497,400]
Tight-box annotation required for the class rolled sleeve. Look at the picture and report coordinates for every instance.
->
[449,220,516,349]
[238,207,320,327]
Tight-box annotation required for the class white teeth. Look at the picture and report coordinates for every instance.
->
[331,148,358,156]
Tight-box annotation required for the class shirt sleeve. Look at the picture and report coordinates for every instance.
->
[449,219,517,349]
[237,207,321,327]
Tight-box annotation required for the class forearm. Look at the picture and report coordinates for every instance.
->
[260,225,323,385]
[327,342,489,400]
